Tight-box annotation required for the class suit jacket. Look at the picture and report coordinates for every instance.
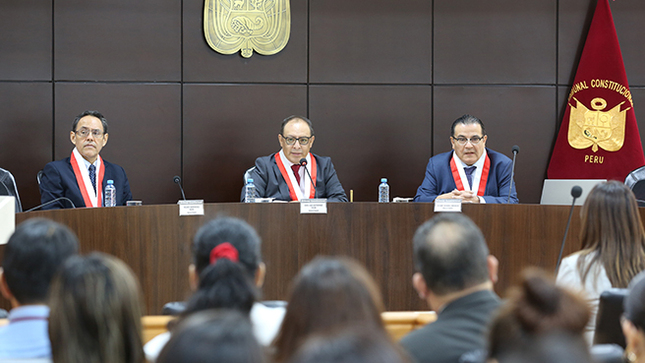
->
[40,157,132,210]
[240,153,347,202]
[413,148,519,204]
[400,290,501,363]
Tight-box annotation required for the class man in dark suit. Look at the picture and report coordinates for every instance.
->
[39,110,132,209]
[400,213,501,363]
[414,114,518,203]
[241,115,347,202]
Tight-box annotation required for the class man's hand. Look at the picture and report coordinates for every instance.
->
[451,190,481,203]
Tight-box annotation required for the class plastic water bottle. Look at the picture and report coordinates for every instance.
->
[104,180,117,207]
[378,178,390,203]
[245,178,256,203]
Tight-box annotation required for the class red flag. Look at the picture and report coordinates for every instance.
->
[547,0,645,180]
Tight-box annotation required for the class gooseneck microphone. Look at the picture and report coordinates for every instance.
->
[555,185,583,274]
[507,145,520,204]
[173,176,187,201]
[299,158,316,199]
[25,197,76,212]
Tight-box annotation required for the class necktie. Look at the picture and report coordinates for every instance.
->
[88,164,97,193]
[464,166,476,189]
[291,164,301,185]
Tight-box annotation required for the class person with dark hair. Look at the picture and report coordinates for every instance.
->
[400,213,501,363]
[48,252,144,363]
[39,110,132,209]
[272,256,390,363]
[488,269,590,361]
[622,272,645,363]
[144,217,285,361]
[556,180,645,343]
[240,115,347,202]
[0,218,79,359]
[414,114,518,203]
[288,327,410,363]
[157,309,265,363]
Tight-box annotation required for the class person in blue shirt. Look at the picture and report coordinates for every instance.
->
[0,218,79,359]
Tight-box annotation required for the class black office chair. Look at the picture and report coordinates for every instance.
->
[0,167,22,213]
[625,166,645,206]
[593,288,628,348]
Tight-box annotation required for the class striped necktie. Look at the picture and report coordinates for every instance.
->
[89,164,96,193]
[464,166,476,189]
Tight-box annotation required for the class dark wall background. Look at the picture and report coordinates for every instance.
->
[2,0,645,209]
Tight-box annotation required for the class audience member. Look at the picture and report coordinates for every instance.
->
[288,327,410,363]
[400,213,501,363]
[494,331,593,363]
[157,309,265,363]
[488,269,590,361]
[272,256,389,363]
[144,217,285,361]
[556,180,645,343]
[0,218,79,359]
[48,253,144,363]
[622,272,645,363]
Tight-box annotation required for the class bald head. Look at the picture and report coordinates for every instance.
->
[413,213,490,296]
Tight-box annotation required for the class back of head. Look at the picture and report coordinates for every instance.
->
[157,309,265,363]
[579,180,645,287]
[288,327,410,363]
[49,253,144,363]
[488,269,590,359]
[193,217,262,279]
[413,213,490,296]
[624,272,645,332]
[495,331,591,363]
[3,218,79,305]
[273,256,385,362]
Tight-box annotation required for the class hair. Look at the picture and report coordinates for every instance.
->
[272,256,386,363]
[280,115,314,136]
[450,114,486,137]
[624,271,645,332]
[488,268,590,360]
[72,110,109,134]
[157,309,265,363]
[412,213,490,296]
[494,331,591,363]
[576,180,645,288]
[3,218,79,304]
[288,327,411,363]
[48,253,144,363]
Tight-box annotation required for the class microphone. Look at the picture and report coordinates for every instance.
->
[507,145,520,204]
[555,186,583,274]
[25,197,76,212]
[299,158,316,199]
[173,175,187,201]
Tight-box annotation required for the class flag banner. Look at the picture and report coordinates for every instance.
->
[547,0,645,180]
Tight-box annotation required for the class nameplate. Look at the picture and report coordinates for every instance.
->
[178,200,204,216]
[434,199,462,212]
[300,199,328,214]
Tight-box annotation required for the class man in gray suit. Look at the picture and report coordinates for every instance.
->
[400,213,501,363]
[241,115,347,202]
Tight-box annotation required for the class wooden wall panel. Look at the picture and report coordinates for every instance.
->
[0,0,52,81]
[54,83,182,205]
[309,0,432,84]
[54,0,182,81]
[433,86,557,203]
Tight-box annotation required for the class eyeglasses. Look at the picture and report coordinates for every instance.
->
[74,128,104,138]
[452,136,484,146]
[281,135,311,146]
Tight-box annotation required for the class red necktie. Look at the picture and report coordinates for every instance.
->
[291,164,301,185]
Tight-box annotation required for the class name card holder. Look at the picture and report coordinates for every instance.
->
[434,199,462,212]
[300,199,328,214]
[178,200,204,216]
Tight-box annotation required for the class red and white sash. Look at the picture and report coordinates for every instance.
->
[70,148,105,207]
[275,151,317,201]
[450,155,490,197]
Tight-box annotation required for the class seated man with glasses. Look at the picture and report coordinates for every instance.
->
[39,110,132,209]
[241,115,347,202]
[414,114,518,204]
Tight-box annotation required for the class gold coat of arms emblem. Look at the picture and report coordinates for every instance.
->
[568,97,629,153]
[204,0,291,58]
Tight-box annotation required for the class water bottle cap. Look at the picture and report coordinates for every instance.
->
[107,180,114,184]
[381,178,387,183]
[247,178,254,183]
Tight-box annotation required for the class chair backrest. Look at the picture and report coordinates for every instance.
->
[593,288,628,348]
[37,170,43,186]
[0,167,22,213]
[625,166,645,206]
